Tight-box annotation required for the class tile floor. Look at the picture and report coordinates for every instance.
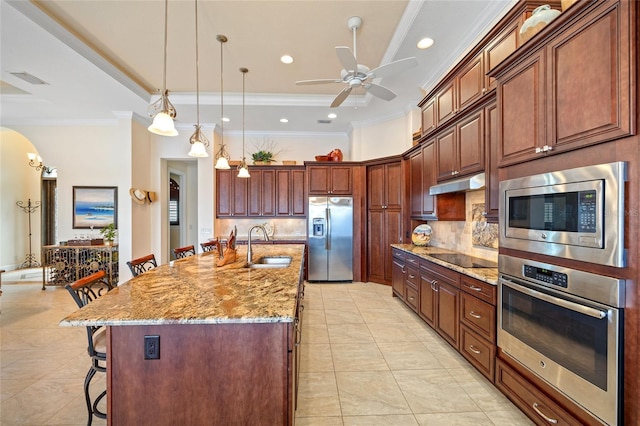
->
[1,278,533,425]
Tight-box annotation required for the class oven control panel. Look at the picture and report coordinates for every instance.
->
[524,265,568,288]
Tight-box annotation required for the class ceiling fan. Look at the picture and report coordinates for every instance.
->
[296,16,418,108]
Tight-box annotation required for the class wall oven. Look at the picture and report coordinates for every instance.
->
[499,161,627,267]
[498,254,625,425]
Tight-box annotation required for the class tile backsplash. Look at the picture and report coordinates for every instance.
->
[215,218,307,241]
[426,190,498,263]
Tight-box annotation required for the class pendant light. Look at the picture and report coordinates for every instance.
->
[187,0,209,157]
[214,35,231,169]
[148,0,178,136]
[237,67,250,179]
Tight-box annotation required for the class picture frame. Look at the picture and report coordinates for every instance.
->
[72,186,118,229]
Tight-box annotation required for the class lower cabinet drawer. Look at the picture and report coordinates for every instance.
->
[460,291,495,342]
[495,358,582,426]
[459,325,495,382]
[405,284,419,312]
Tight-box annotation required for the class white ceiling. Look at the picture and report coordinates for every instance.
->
[0,0,515,135]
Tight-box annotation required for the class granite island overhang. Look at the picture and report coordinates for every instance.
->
[60,244,306,426]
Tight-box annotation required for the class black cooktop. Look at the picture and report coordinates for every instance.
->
[429,253,498,269]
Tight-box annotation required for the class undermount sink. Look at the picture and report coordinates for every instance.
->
[244,256,292,269]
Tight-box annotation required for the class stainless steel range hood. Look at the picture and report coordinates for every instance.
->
[429,172,485,195]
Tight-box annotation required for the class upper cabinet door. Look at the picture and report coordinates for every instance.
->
[436,81,456,126]
[484,20,520,91]
[367,164,385,209]
[457,53,485,111]
[497,49,546,166]
[384,162,403,210]
[547,0,632,148]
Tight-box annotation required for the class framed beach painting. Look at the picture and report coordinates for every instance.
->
[72,186,118,229]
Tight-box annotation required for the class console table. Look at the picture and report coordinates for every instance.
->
[41,244,118,290]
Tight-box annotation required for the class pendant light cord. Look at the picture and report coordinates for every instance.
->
[194,0,200,125]
[162,0,168,95]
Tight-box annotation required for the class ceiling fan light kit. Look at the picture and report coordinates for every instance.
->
[148,0,178,136]
[295,16,418,108]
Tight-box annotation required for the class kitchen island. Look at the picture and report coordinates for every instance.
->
[61,244,305,426]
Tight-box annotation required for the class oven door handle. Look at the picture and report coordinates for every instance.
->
[501,278,608,320]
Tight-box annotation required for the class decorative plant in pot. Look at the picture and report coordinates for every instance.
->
[251,150,274,165]
[100,223,117,245]
[250,137,280,165]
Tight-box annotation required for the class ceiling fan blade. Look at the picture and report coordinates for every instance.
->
[296,79,342,85]
[336,46,358,73]
[368,57,418,79]
[365,83,396,101]
[330,86,352,108]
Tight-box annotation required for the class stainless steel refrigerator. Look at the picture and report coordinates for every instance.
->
[307,196,353,282]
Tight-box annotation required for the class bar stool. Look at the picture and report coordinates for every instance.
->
[173,245,196,259]
[126,254,157,277]
[65,270,113,425]
[200,239,222,253]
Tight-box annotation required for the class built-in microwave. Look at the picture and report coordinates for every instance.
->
[499,162,627,267]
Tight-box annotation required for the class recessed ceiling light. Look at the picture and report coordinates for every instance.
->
[280,118,289,123]
[417,38,435,50]
[280,55,294,64]
[222,117,230,122]
[328,113,337,119]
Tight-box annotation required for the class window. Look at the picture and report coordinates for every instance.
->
[169,178,179,225]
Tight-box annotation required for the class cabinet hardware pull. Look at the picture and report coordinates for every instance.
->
[469,311,482,319]
[431,280,438,292]
[469,285,483,292]
[401,266,406,274]
[409,274,415,279]
[409,296,415,301]
[532,402,558,424]
[468,345,481,354]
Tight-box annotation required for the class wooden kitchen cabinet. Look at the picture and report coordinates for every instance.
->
[391,249,405,298]
[484,19,520,91]
[276,168,306,217]
[368,162,402,210]
[546,0,633,149]
[421,98,436,135]
[307,165,352,195]
[367,160,403,285]
[248,169,276,217]
[407,141,465,221]
[216,169,248,217]
[459,275,497,382]
[419,259,461,349]
[368,209,402,284]
[496,358,586,426]
[483,101,499,222]
[218,167,305,218]
[493,0,634,167]
[435,108,484,181]
[418,271,437,328]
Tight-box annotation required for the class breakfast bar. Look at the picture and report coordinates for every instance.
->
[61,244,306,425]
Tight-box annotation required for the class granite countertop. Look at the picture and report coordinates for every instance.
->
[390,244,498,285]
[60,244,305,327]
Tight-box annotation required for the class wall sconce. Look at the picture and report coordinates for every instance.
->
[27,153,55,173]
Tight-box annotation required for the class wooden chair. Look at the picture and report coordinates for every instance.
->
[200,240,223,257]
[173,245,196,259]
[65,270,113,425]
[126,254,157,277]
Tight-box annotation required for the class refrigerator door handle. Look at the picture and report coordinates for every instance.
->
[325,207,331,250]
